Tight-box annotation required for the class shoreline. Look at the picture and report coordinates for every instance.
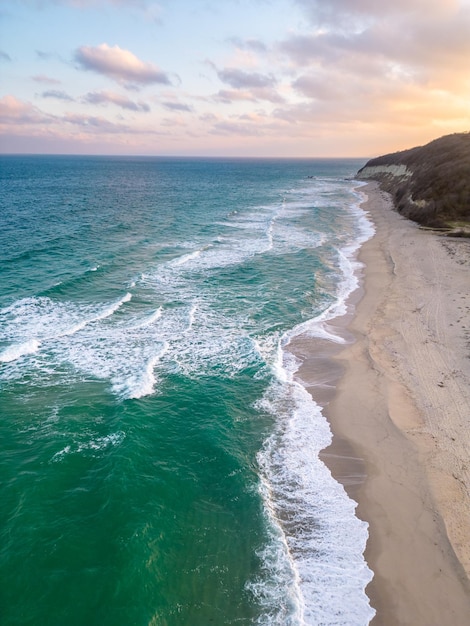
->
[290,183,470,624]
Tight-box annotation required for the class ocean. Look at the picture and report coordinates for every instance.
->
[0,155,375,625]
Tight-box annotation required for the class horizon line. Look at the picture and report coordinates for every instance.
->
[0,152,372,160]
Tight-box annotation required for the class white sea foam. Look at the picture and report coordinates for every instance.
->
[1,183,372,412]
[62,329,170,400]
[0,292,133,347]
[247,464,306,624]
[170,308,262,380]
[165,208,281,273]
[274,222,325,253]
[0,339,41,363]
[253,345,375,624]
[282,189,374,348]
[0,293,168,397]
[266,215,276,252]
[252,332,282,376]
[115,343,169,399]
[79,431,125,451]
[2,162,378,623]
[186,303,197,332]
[58,293,132,337]
[249,183,376,624]
[51,445,71,462]
[170,248,203,267]
[97,291,132,316]
[51,431,125,462]
[128,307,163,329]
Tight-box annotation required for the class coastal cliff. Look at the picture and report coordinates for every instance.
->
[357,133,470,232]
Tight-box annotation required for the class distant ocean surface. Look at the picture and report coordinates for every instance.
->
[0,156,375,625]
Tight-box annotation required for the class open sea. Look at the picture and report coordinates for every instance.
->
[0,156,375,625]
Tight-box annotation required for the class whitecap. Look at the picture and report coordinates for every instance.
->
[0,339,41,363]
[170,248,203,267]
[0,292,133,346]
[114,343,169,400]
[128,307,163,330]
[50,431,125,463]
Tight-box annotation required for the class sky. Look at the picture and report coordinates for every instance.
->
[1,0,469,157]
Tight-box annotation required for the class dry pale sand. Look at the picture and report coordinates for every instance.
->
[290,183,470,625]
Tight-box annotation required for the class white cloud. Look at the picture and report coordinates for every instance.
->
[18,0,157,7]
[209,120,263,137]
[62,112,130,132]
[215,67,284,103]
[83,90,150,112]
[3,0,469,156]
[286,0,470,78]
[0,95,51,125]
[161,101,193,112]
[293,0,457,26]
[75,43,171,86]
[278,0,470,127]
[32,74,62,84]
[41,89,74,101]
[213,89,257,104]
[227,37,268,54]
[217,67,276,90]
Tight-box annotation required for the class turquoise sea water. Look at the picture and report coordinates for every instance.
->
[0,156,375,625]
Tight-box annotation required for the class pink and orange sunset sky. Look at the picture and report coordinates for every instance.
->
[1,0,469,157]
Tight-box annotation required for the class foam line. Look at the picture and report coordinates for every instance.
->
[59,292,133,337]
[170,249,202,267]
[129,307,163,330]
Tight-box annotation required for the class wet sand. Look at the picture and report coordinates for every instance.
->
[290,183,470,624]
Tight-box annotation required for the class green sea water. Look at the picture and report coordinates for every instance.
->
[0,156,375,625]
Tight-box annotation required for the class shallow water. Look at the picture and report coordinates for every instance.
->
[0,156,374,625]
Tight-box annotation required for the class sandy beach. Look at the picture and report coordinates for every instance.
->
[291,183,470,624]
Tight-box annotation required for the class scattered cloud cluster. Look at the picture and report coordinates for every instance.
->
[271,0,470,132]
[1,0,469,155]
[161,101,193,112]
[0,95,49,125]
[35,85,152,112]
[83,90,151,112]
[32,74,62,85]
[15,0,157,7]
[41,89,74,101]
[214,67,283,104]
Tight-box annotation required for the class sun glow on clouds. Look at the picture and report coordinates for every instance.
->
[0,0,469,156]
[74,43,171,86]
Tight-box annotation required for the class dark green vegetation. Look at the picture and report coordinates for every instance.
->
[357,132,470,232]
